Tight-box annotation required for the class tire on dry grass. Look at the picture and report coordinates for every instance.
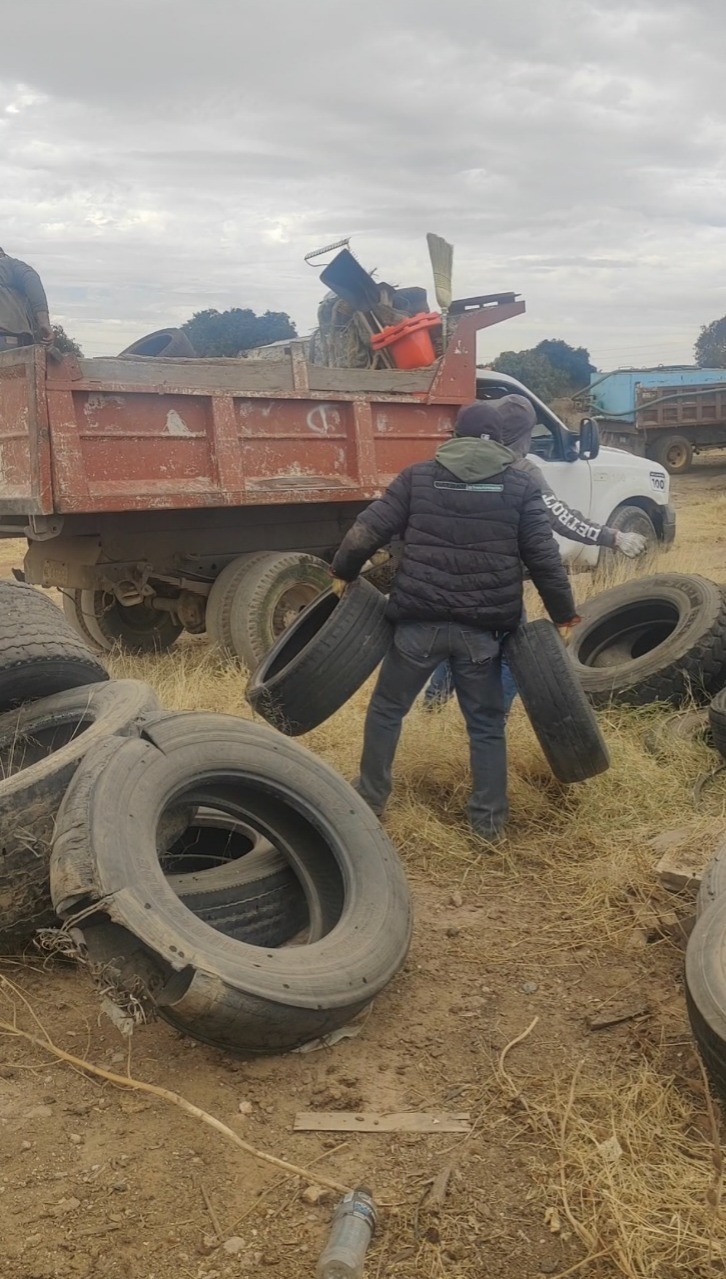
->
[0,580,107,709]
[0,680,160,946]
[685,896,726,1098]
[568,575,726,708]
[502,619,610,783]
[50,711,412,1055]
[247,578,392,736]
[708,688,726,760]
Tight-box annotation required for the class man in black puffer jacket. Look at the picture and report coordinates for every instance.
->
[330,400,579,843]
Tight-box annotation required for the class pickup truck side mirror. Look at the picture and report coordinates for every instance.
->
[579,417,600,461]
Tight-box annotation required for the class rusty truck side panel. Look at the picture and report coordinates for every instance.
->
[0,300,524,522]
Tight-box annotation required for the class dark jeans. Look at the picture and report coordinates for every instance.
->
[424,607,526,712]
[357,621,507,837]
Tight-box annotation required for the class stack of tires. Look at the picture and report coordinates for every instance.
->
[0,581,412,1056]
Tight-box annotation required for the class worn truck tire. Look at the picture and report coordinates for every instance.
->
[568,575,726,708]
[646,433,693,475]
[205,553,279,653]
[118,328,197,358]
[502,619,610,783]
[164,810,309,945]
[0,580,107,710]
[79,589,183,654]
[685,897,726,1097]
[247,579,392,735]
[643,709,711,757]
[61,590,107,653]
[227,552,331,669]
[696,838,726,918]
[0,680,160,945]
[708,688,726,759]
[50,711,412,1055]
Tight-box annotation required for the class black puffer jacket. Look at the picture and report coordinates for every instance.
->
[332,442,576,630]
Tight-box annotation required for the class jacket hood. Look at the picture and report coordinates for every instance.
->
[436,436,515,483]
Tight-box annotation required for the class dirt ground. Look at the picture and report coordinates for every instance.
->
[1,458,726,1279]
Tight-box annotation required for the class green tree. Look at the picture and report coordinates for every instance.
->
[52,324,83,356]
[490,349,571,401]
[181,308,296,358]
[695,316,726,368]
[533,338,594,387]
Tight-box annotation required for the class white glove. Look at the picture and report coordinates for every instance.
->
[613,530,647,558]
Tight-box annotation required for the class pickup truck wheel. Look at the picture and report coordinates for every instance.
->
[596,505,658,579]
[568,574,726,707]
[82,590,183,654]
[501,619,610,783]
[0,580,108,709]
[646,433,693,474]
[227,552,331,669]
[247,579,392,736]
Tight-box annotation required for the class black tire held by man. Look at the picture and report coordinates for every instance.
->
[568,574,726,708]
[247,579,392,736]
[502,620,610,783]
[50,711,412,1056]
[0,680,160,946]
[0,580,107,709]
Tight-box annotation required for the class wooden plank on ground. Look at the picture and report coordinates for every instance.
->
[293,1111,471,1133]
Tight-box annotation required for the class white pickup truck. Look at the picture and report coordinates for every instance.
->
[477,370,676,567]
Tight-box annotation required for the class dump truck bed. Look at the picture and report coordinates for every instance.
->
[0,298,523,523]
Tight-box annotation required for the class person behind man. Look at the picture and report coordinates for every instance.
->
[0,247,53,351]
[424,394,647,709]
[330,401,580,844]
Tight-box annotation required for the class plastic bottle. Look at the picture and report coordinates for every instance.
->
[316,1186,377,1279]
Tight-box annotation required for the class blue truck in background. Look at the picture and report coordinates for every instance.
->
[588,366,726,473]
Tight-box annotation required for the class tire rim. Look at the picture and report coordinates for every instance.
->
[271,582,325,635]
[666,441,689,470]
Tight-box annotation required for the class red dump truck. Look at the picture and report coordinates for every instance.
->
[0,291,673,662]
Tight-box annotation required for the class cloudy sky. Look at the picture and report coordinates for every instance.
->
[1,0,724,366]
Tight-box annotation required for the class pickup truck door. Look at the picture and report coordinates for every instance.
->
[527,420,594,566]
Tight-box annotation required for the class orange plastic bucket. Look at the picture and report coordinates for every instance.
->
[371,311,441,370]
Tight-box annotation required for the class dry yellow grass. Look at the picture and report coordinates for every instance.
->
[100,491,726,1277]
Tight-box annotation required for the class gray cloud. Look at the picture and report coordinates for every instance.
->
[1,0,724,366]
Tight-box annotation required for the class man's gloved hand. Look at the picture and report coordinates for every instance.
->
[330,576,349,598]
[556,616,582,645]
[613,529,647,558]
[36,312,53,345]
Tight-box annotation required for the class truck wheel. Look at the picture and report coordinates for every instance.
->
[596,505,658,579]
[568,574,726,707]
[226,552,331,669]
[205,553,278,653]
[646,434,693,474]
[61,590,107,652]
[502,619,610,783]
[247,579,392,736]
[81,590,183,654]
